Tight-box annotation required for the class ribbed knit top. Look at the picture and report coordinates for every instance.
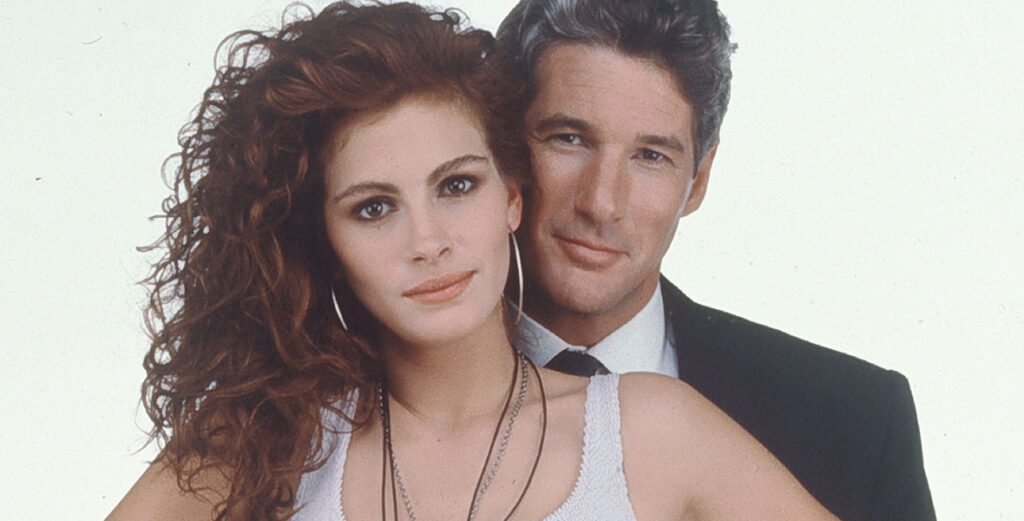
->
[293,373,637,521]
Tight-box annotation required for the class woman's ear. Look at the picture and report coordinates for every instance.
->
[506,180,523,232]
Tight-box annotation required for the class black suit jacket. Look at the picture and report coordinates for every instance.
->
[661,277,935,521]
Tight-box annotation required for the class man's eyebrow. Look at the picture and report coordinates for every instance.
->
[533,115,685,154]
[531,114,594,135]
[330,154,488,204]
[637,134,687,154]
[426,154,489,186]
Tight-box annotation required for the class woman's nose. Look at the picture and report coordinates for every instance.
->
[407,205,452,263]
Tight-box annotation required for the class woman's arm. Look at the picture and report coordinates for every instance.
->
[105,456,227,521]
[619,373,840,521]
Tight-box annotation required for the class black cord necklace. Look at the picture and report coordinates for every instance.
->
[466,352,526,520]
[501,356,547,521]
[377,348,546,521]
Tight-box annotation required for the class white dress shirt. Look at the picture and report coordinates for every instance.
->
[513,282,679,378]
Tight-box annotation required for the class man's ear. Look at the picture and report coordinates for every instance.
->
[682,142,717,217]
[506,180,523,232]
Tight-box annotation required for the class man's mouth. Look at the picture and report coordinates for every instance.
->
[553,234,625,269]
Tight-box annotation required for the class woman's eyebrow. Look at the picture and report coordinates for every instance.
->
[426,154,489,186]
[331,181,399,204]
[330,154,488,204]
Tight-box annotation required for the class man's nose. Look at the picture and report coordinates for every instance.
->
[574,151,627,223]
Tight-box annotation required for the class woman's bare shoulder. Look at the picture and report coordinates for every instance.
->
[617,372,839,521]
[617,371,722,433]
[617,371,782,470]
[106,455,228,521]
[615,373,710,518]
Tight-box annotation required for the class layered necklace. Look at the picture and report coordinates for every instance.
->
[376,350,547,521]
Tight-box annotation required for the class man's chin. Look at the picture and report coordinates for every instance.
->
[544,276,628,316]
[534,263,659,322]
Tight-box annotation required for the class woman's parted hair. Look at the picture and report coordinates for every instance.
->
[141,3,527,520]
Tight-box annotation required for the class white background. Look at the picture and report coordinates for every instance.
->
[1,1,1021,519]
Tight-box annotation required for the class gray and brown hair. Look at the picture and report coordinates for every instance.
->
[496,0,736,163]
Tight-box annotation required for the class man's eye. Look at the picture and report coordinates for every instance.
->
[640,149,667,162]
[354,198,393,220]
[440,176,476,196]
[552,133,583,146]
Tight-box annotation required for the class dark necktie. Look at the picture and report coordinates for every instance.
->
[545,349,609,377]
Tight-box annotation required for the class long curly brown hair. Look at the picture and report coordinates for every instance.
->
[139,2,528,519]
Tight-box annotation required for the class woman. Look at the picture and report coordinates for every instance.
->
[108,3,839,520]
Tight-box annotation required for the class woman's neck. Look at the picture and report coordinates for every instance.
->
[378,305,517,429]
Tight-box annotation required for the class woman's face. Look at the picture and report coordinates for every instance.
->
[323,96,522,347]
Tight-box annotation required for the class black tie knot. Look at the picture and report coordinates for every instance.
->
[545,349,609,377]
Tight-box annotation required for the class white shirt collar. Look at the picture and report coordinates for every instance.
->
[513,282,678,377]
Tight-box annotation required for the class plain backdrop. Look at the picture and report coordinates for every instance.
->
[1,1,1021,519]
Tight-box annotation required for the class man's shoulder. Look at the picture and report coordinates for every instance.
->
[658,277,934,521]
[659,276,895,390]
[658,276,913,458]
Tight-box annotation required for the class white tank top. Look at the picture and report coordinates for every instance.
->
[293,373,637,521]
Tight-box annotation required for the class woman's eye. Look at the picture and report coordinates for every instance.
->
[440,176,476,196]
[354,198,393,220]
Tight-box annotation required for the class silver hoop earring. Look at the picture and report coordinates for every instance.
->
[330,286,349,332]
[509,232,524,325]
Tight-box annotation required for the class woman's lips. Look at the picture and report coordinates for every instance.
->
[403,270,475,304]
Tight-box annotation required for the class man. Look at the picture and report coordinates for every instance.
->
[495,1,935,520]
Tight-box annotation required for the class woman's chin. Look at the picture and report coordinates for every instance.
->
[393,317,481,347]
[385,300,505,349]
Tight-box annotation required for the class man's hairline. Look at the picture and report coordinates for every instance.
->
[522,40,713,175]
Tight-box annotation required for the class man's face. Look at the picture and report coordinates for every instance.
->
[522,43,714,327]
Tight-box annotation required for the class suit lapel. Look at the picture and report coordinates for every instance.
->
[659,275,700,382]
